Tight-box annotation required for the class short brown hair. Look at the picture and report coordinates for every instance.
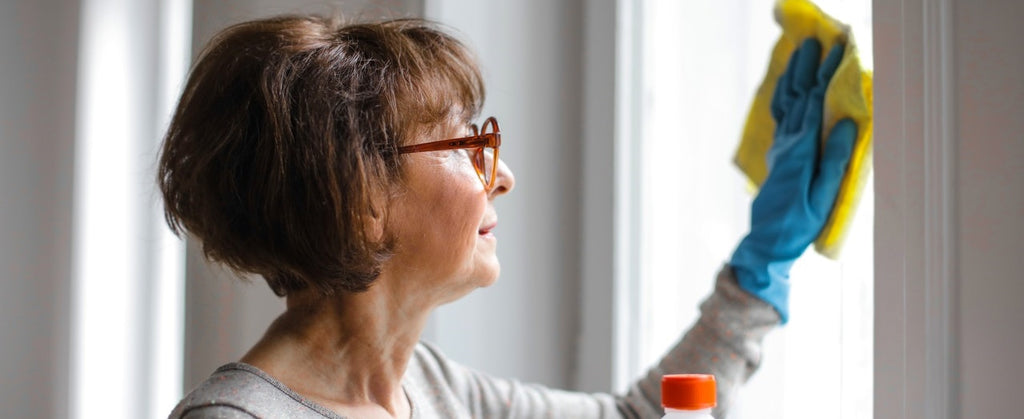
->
[158,16,485,296]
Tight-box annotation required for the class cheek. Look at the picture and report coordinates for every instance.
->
[432,158,486,222]
[396,159,487,252]
[430,178,486,239]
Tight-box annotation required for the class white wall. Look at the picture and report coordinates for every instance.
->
[0,1,79,417]
[953,0,1024,416]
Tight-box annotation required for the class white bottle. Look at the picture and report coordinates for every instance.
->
[661,374,716,419]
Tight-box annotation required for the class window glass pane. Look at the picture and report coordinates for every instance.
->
[634,1,872,417]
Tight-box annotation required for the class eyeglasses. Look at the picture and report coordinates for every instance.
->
[397,116,502,191]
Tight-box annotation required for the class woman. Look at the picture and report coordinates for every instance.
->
[162,15,854,418]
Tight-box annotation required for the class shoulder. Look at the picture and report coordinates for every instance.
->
[168,363,337,419]
[406,341,461,392]
[408,341,448,375]
[404,342,480,417]
[175,405,255,419]
[407,341,477,391]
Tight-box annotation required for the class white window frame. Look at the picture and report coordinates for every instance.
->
[575,0,642,393]
[872,0,958,417]
[576,0,960,417]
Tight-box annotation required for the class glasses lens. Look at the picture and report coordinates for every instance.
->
[476,119,499,189]
[472,147,496,187]
[481,147,495,186]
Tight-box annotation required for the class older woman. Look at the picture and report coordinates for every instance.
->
[163,15,853,419]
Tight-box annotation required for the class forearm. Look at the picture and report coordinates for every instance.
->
[623,266,779,418]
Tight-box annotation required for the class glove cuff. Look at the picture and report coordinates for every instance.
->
[729,247,795,323]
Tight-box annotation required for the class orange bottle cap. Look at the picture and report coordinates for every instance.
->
[661,374,716,410]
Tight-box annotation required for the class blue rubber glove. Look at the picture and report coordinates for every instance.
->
[730,39,857,323]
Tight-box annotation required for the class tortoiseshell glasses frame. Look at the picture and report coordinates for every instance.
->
[397,116,502,191]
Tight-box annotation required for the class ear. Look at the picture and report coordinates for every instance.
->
[364,182,395,244]
[365,201,386,243]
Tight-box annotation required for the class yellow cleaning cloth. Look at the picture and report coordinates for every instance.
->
[734,0,873,259]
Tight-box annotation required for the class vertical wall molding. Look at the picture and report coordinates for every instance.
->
[874,0,959,417]
[575,0,622,393]
[611,0,645,393]
[922,0,959,417]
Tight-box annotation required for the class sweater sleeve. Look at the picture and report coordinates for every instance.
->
[407,266,780,418]
[179,405,258,419]
[623,265,780,418]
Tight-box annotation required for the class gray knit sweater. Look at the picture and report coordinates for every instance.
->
[169,267,778,418]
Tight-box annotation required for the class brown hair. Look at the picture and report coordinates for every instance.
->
[158,16,485,296]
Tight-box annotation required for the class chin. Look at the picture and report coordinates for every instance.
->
[478,275,498,288]
[440,268,499,306]
[471,249,500,284]
[477,267,500,288]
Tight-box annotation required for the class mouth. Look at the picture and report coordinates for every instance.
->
[478,220,497,236]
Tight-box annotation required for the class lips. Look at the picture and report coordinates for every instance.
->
[478,220,497,235]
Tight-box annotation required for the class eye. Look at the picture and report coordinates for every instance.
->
[447,148,474,165]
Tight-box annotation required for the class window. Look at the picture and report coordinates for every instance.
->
[628,1,873,417]
[71,0,189,417]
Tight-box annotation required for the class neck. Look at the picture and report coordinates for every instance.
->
[241,275,431,417]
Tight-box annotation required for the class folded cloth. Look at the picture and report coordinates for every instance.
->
[734,0,873,259]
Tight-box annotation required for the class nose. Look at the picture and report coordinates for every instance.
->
[488,157,515,198]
